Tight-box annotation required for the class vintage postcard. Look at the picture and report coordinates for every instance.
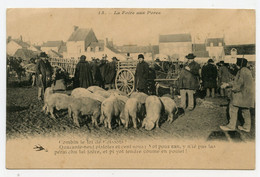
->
[6,8,255,169]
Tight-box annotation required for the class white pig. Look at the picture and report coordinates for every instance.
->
[142,96,162,130]
[160,96,178,123]
[100,95,125,129]
[68,97,101,127]
[130,92,148,104]
[121,98,145,129]
[71,88,106,102]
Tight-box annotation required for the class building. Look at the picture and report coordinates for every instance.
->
[159,33,192,61]
[66,27,99,59]
[224,44,255,63]
[205,38,225,62]
[114,44,159,60]
[41,40,65,55]
[192,43,210,64]
[65,27,124,60]
[7,36,30,56]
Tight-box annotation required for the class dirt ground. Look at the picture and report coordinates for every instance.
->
[6,80,255,142]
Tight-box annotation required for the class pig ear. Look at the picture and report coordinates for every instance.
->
[145,121,155,131]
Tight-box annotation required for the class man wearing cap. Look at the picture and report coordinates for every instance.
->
[74,55,93,88]
[201,59,218,98]
[220,58,254,132]
[178,53,201,111]
[36,52,53,100]
[135,54,149,94]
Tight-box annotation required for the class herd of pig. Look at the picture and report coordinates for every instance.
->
[41,86,178,131]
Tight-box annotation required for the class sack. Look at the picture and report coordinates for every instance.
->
[52,79,66,91]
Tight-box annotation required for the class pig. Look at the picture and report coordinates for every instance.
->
[44,93,71,119]
[130,92,148,104]
[71,88,106,102]
[121,98,145,129]
[86,86,105,93]
[142,96,162,130]
[100,95,125,129]
[160,96,178,123]
[68,97,101,127]
[107,89,128,96]
[42,87,54,113]
[94,90,111,98]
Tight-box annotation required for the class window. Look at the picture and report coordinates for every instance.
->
[90,47,93,52]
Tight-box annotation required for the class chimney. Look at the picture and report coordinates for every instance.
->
[20,35,23,41]
[74,26,79,31]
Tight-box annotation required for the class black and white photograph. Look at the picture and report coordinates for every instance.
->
[5,8,256,169]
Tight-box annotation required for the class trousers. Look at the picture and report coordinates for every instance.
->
[180,89,195,110]
[227,104,251,130]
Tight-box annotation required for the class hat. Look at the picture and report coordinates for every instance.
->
[236,58,248,67]
[138,54,144,59]
[112,57,119,61]
[80,55,86,61]
[219,60,225,64]
[155,58,160,62]
[185,53,196,59]
[39,52,48,58]
[208,59,214,63]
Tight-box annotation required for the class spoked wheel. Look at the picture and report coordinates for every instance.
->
[115,69,135,96]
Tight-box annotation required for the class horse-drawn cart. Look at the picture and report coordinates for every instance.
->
[115,60,181,96]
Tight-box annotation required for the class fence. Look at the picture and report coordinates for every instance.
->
[49,58,79,77]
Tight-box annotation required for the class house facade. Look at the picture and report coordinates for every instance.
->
[205,38,225,62]
[159,33,192,61]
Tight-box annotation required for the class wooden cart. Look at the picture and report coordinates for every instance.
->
[115,60,181,96]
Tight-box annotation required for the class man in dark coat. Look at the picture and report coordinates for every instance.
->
[74,55,93,88]
[36,52,53,100]
[91,58,103,87]
[106,57,118,89]
[220,58,254,132]
[201,59,218,98]
[99,58,109,88]
[178,53,201,110]
[135,54,149,94]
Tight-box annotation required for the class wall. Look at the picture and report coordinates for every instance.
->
[159,42,192,61]
[66,41,85,59]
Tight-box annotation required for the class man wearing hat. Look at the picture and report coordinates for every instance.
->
[36,52,53,100]
[201,59,218,98]
[74,55,93,88]
[135,54,149,94]
[220,58,254,132]
[178,53,201,111]
[107,57,119,89]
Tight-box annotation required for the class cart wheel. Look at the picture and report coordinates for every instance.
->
[115,69,135,96]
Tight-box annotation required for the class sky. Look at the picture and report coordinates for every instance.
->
[6,8,255,46]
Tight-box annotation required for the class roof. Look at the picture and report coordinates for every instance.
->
[12,39,30,48]
[13,48,38,60]
[206,38,224,46]
[47,49,63,58]
[159,33,192,43]
[59,45,67,53]
[224,44,255,55]
[68,28,91,41]
[42,41,64,48]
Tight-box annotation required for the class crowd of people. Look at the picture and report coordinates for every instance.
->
[34,51,255,133]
